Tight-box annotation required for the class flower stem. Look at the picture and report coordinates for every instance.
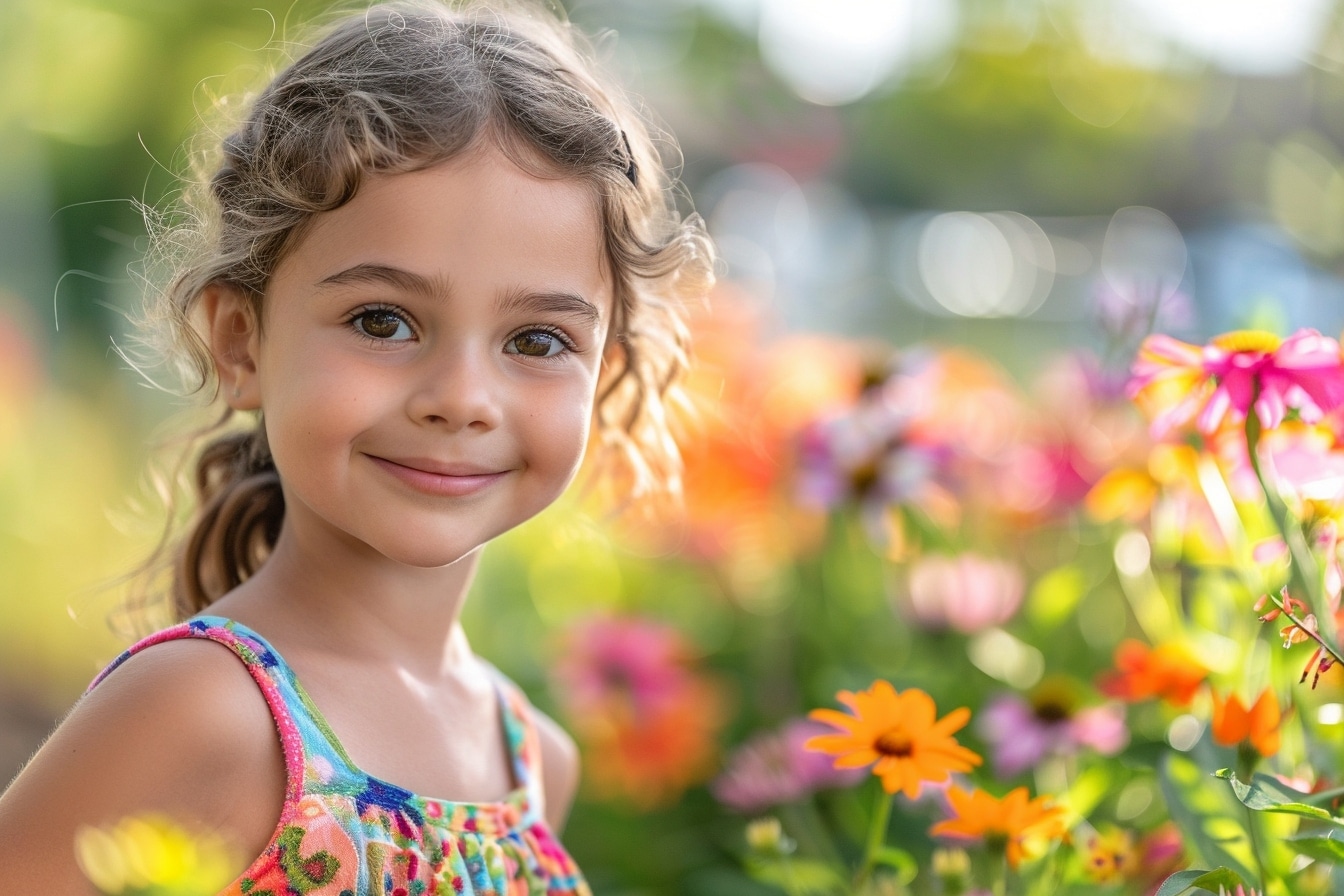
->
[858,788,894,884]
[993,851,1008,896]
[1244,413,1343,661]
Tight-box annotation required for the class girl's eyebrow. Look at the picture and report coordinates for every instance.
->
[496,287,603,329]
[314,264,601,328]
[316,263,446,299]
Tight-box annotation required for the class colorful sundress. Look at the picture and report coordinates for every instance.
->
[88,615,592,896]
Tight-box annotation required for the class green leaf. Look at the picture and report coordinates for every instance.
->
[1154,870,1207,896]
[1288,831,1344,864]
[868,847,917,885]
[1154,867,1248,896]
[1158,755,1256,883]
[1189,868,1251,892]
[1216,769,1344,826]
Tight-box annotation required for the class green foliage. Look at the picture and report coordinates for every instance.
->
[1154,867,1248,896]
[1217,770,1344,827]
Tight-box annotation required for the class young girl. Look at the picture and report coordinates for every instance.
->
[0,1,712,892]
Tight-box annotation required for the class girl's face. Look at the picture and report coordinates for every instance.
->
[232,144,612,569]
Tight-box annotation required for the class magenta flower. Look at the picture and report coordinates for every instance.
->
[898,553,1024,635]
[551,616,729,808]
[711,719,864,813]
[552,616,699,716]
[977,684,1129,778]
[1128,329,1344,437]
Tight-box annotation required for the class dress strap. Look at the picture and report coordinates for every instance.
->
[87,616,308,812]
[486,668,548,816]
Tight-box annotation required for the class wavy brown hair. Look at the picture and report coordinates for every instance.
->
[127,0,713,628]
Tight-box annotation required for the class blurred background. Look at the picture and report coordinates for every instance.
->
[7,0,1344,892]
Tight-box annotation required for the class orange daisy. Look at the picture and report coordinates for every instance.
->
[930,785,1070,869]
[1097,639,1208,708]
[1210,688,1282,758]
[804,681,982,799]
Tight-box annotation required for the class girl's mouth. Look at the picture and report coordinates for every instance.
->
[366,455,507,497]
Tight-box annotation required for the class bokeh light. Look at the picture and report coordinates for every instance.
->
[755,0,958,105]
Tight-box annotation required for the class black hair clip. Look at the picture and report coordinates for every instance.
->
[621,130,638,186]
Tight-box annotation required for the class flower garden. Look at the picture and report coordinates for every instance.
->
[527,299,1344,896]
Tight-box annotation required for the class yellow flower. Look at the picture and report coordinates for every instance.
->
[930,786,1069,869]
[805,681,982,798]
[75,813,238,895]
[1081,826,1136,884]
[1085,443,1200,524]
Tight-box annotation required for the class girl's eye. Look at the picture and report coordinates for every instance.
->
[506,329,571,358]
[352,309,413,342]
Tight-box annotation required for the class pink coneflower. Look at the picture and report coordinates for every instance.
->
[711,719,864,813]
[552,616,696,712]
[1128,329,1344,438]
[898,553,1025,635]
[977,681,1129,778]
[551,616,728,808]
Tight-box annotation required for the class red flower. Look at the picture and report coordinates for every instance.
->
[1097,640,1207,707]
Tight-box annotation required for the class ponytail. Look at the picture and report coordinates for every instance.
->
[171,422,284,618]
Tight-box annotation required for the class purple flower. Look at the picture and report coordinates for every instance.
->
[796,402,939,509]
[977,682,1129,778]
[712,719,864,813]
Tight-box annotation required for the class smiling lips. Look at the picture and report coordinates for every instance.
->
[367,455,508,497]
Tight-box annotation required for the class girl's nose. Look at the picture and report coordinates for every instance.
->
[405,345,504,432]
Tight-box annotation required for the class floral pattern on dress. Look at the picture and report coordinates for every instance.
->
[89,616,591,896]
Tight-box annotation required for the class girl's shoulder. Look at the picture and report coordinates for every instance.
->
[0,623,285,891]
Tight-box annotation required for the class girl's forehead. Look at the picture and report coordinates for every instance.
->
[275,148,613,306]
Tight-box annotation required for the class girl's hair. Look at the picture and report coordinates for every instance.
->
[132,0,713,624]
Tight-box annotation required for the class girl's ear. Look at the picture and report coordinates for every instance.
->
[201,283,262,411]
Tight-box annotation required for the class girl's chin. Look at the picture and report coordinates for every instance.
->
[372,542,489,571]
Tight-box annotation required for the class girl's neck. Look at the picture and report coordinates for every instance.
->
[209,516,483,684]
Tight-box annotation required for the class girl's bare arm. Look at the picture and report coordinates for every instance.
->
[0,641,285,894]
